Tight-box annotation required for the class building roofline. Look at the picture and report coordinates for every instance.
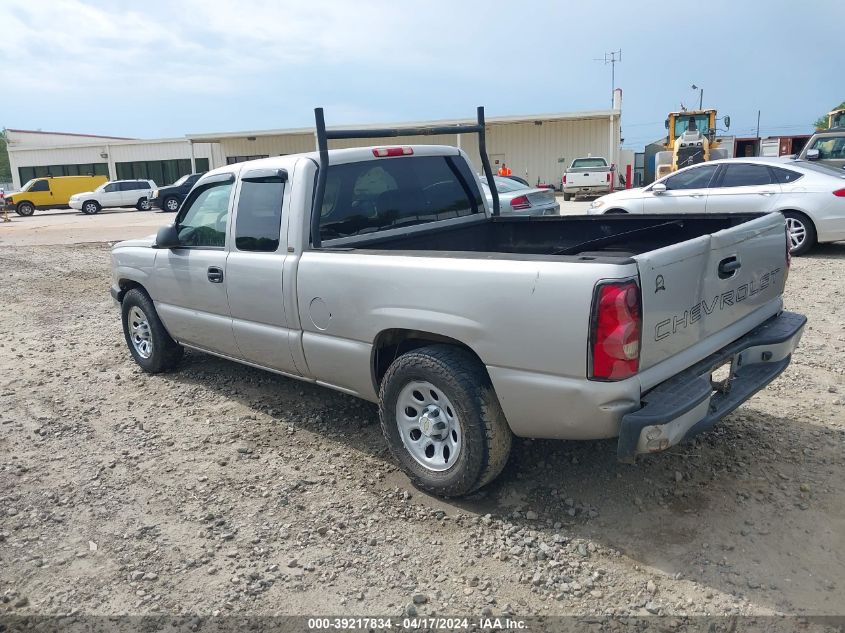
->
[7,136,195,152]
[5,128,135,140]
[186,109,622,142]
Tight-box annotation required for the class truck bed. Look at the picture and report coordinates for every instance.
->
[337,213,765,259]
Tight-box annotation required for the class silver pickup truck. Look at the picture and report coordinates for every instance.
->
[110,108,806,497]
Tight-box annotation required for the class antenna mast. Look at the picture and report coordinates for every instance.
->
[595,49,622,107]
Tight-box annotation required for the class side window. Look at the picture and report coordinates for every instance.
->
[103,183,119,193]
[719,164,774,188]
[175,179,234,248]
[771,167,803,184]
[30,180,50,192]
[118,182,134,191]
[811,137,845,159]
[235,174,285,252]
[662,164,718,190]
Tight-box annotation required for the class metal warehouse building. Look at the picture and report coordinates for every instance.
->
[5,101,622,191]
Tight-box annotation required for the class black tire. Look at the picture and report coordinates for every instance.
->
[563,192,572,202]
[164,196,180,212]
[783,211,816,256]
[136,198,151,211]
[605,208,628,215]
[121,288,183,373]
[378,344,512,497]
[82,200,101,215]
[16,201,35,216]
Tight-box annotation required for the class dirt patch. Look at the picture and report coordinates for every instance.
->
[1,242,843,619]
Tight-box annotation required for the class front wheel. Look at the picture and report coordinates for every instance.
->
[136,198,151,211]
[16,202,35,216]
[82,200,101,215]
[121,289,183,373]
[783,211,816,256]
[379,345,512,497]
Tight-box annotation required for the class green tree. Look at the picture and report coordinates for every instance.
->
[814,101,845,130]
[0,130,11,184]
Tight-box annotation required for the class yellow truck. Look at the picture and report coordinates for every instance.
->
[4,175,108,216]
[654,109,730,180]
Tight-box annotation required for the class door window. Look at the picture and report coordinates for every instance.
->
[235,174,285,252]
[810,136,845,159]
[718,164,774,188]
[175,179,234,248]
[29,180,50,192]
[661,164,718,190]
[103,183,119,193]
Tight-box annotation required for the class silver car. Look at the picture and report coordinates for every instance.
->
[588,157,845,255]
[480,175,559,215]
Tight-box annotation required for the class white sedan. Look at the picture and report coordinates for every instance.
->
[588,158,845,255]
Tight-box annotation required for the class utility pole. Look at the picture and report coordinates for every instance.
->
[756,110,761,156]
[595,50,622,107]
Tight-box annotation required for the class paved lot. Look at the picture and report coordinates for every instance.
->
[1,205,842,621]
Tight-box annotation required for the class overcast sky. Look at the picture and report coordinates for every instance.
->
[1,0,840,149]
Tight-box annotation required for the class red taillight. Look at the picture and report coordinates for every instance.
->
[833,188,845,197]
[606,172,611,182]
[372,147,413,157]
[590,280,641,380]
[562,174,567,184]
[510,194,531,210]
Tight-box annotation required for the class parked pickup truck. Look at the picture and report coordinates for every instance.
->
[562,157,614,201]
[110,107,806,497]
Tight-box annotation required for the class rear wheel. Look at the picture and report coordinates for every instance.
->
[605,208,628,215]
[121,288,183,373]
[16,202,35,216]
[563,192,572,201]
[136,198,151,211]
[82,200,101,215]
[783,211,816,256]
[164,196,180,212]
[379,345,512,497]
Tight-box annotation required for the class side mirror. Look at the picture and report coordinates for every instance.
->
[723,115,731,130]
[652,183,667,194]
[805,149,820,161]
[664,119,669,130]
[154,223,180,249]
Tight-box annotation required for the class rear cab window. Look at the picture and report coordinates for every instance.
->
[319,154,483,242]
[571,158,607,168]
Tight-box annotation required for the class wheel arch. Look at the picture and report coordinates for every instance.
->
[371,328,486,393]
[116,278,149,303]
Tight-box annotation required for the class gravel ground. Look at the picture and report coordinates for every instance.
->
[0,241,843,621]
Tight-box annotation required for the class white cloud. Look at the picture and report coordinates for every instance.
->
[0,0,453,99]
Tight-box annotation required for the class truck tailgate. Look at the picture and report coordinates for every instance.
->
[567,169,608,186]
[635,213,787,371]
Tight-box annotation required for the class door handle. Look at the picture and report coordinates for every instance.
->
[758,191,775,196]
[207,266,224,283]
[718,256,741,279]
[691,193,705,198]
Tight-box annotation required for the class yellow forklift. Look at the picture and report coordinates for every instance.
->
[654,109,731,180]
